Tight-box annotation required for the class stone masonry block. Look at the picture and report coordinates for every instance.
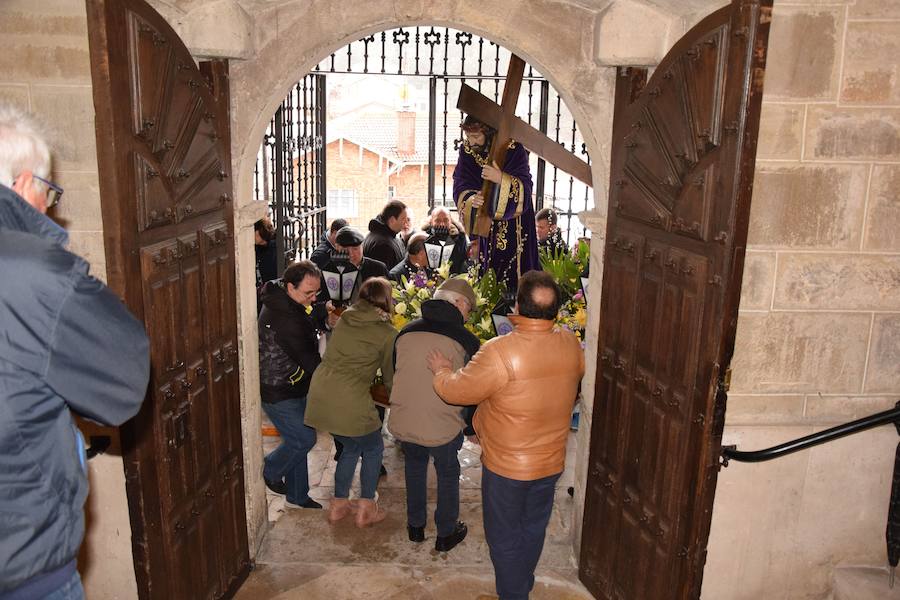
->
[66,231,107,283]
[705,425,811,600]
[730,312,870,394]
[865,165,900,252]
[739,251,776,310]
[0,2,91,85]
[50,171,103,233]
[787,426,895,598]
[850,0,900,19]
[763,6,842,101]
[32,86,97,172]
[0,85,30,110]
[864,314,900,393]
[805,106,900,160]
[747,164,867,249]
[724,395,805,425]
[774,254,900,311]
[804,395,897,422]
[756,103,803,160]
[841,22,900,105]
[596,1,671,66]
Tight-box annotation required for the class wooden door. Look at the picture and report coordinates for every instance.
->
[86,1,250,598]
[579,1,772,598]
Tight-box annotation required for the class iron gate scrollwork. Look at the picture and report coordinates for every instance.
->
[254,73,327,274]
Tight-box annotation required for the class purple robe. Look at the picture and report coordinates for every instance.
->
[452,139,540,290]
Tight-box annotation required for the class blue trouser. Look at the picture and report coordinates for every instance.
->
[333,428,384,499]
[1,561,83,600]
[482,466,562,600]
[401,433,463,537]
[262,397,317,505]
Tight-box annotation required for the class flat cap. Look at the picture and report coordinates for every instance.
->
[335,226,364,247]
[436,278,477,308]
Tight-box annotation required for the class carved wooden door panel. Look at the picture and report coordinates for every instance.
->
[87,0,249,598]
[579,1,772,598]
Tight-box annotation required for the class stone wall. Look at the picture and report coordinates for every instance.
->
[0,1,138,598]
[704,1,900,598]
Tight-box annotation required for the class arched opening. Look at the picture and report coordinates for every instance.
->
[236,25,601,595]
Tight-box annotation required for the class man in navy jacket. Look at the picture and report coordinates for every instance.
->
[0,103,150,598]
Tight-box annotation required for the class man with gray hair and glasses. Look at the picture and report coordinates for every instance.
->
[0,103,150,599]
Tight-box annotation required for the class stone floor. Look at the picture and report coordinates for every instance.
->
[236,424,593,600]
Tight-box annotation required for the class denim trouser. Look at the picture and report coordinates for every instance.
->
[43,571,84,600]
[401,433,463,537]
[482,466,562,600]
[261,397,318,505]
[333,428,384,499]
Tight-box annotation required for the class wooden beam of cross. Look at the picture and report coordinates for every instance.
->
[457,54,593,236]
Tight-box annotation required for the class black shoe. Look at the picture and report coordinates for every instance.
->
[408,525,425,543]
[379,464,388,478]
[435,521,467,552]
[285,497,323,509]
[265,478,287,495]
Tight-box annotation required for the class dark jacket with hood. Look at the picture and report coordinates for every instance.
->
[362,216,405,270]
[258,280,322,402]
[310,232,336,270]
[0,184,150,594]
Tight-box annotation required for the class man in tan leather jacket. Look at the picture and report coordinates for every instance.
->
[427,271,585,600]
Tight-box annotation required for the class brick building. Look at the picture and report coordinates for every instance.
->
[322,109,456,231]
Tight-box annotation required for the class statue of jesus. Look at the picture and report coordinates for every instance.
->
[453,115,540,290]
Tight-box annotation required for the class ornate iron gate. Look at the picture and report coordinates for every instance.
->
[253,27,592,271]
[254,73,326,274]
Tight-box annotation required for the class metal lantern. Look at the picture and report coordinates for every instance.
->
[424,227,454,269]
[322,252,359,305]
[490,294,516,337]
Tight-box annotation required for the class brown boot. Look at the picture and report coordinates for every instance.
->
[354,498,387,528]
[325,498,355,523]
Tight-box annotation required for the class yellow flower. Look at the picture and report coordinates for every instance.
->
[304,305,313,315]
[393,314,408,330]
[418,288,430,300]
[395,301,407,315]
[479,316,492,332]
[436,262,451,280]
[575,307,587,328]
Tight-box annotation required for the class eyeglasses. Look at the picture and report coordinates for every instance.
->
[32,175,64,209]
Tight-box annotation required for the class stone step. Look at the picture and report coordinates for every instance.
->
[833,566,900,600]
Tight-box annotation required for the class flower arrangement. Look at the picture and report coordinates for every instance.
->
[539,239,590,299]
[391,262,505,344]
[539,239,590,345]
[390,241,590,347]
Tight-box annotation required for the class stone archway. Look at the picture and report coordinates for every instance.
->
[226,6,624,555]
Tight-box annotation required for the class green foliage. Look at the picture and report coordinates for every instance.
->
[539,239,590,298]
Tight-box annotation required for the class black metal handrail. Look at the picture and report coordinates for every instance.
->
[721,401,900,466]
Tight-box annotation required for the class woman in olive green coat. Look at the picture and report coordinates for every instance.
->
[305,277,398,527]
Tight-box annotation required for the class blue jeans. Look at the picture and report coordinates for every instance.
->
[332,429,384,499]
[262,397,317,505]
[482,466,561,600]
[401,433,463,537]
[43,571,84,600]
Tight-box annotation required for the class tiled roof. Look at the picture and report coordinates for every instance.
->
[328,111,455,166]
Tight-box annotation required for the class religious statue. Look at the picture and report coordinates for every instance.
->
[453,115,539,290]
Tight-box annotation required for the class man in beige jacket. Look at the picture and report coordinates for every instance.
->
[389,279,481,552]
[427,271,585,600]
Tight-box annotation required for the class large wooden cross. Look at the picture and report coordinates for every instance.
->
[457,54,593,236]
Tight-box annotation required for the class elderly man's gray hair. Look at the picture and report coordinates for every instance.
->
[0,103,51,188]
